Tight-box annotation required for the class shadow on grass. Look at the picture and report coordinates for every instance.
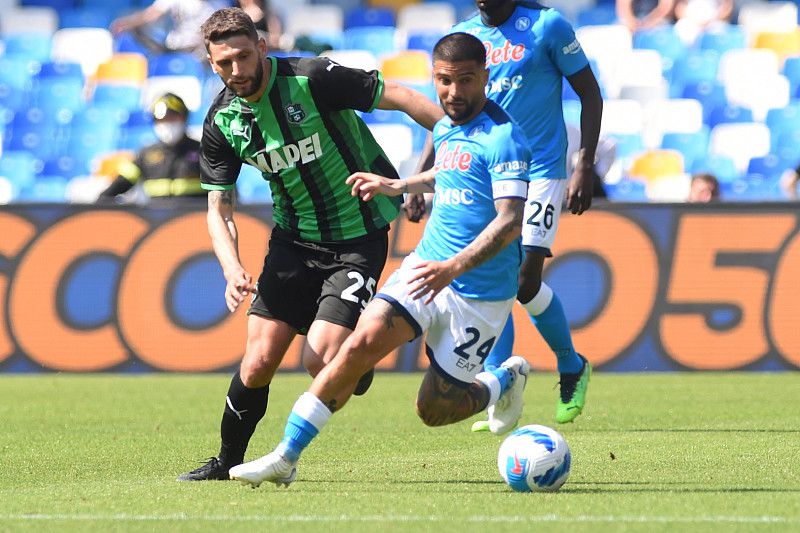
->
[579,429,800,434]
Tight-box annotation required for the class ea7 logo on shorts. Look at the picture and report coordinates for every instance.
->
[285,103,306,124]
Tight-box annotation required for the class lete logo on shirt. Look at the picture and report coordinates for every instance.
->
[484,40,525,66]
[435,140,473,171]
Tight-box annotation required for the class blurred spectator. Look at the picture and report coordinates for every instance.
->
[97,94,204,204]
[673,0,734,44]
[110,0,216,57]
[235,1,289,51]
[686,172,720,202]
[781,166,800,200]
[616,0,675,32]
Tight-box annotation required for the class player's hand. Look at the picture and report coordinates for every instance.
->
[346,172,399,201]
[224,267,255,313]
[407,260,458,304]
[566,164,593,215]
[402,193,426,222]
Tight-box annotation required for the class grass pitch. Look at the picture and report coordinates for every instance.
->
[1,372,799,532]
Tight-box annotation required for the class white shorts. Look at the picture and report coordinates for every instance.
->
[375,253,515,386]
[521,178,568,256]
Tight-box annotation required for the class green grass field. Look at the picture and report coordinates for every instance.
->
[1,373,799,532]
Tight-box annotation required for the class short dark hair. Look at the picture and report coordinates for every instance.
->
[432,32,486,66]
[201,8,259,50]
[692,172,720,197]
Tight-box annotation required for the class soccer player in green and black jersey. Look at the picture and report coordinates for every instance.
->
[177,7,443,481]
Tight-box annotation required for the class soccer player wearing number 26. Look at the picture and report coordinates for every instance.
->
[177,8,443,481]
[229,32,534,488]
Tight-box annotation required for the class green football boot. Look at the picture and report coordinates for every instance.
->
[555,355,591,424]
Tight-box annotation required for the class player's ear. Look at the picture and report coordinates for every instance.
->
[257,37,268,57]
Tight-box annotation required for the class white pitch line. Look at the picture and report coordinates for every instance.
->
[0,514,796,524]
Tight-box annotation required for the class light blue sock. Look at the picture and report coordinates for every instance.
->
[276,393,331,462]
[524,283,583,374]
[484,313,514,371]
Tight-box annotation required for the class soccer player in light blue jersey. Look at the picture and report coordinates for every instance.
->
[411,0,603,427]
[229,32,534,487]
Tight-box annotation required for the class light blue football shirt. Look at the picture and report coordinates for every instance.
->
[415,101,530,301]
[453,2,590,180]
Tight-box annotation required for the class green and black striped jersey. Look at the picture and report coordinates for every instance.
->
[200,56,402,243]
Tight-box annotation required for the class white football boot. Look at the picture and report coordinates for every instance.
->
[228,451,297,488]
[488,356,531,435]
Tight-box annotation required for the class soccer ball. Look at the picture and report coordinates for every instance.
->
[497,424,571,492]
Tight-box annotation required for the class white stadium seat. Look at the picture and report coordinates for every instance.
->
[643,98,704,148]
[717,49,779,88]
[368,124,413,170]
[0,7,59,35]
[50,28,113,77]
[576,25,633,98]
[141,76,202,113]
[600,99,644,136]
[397,3,456,33]
[738,1,799,42]
[724,74,790,122]
[284,5,343,37]
[709,122,771,173]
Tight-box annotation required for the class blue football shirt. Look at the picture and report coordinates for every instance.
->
[415,101,530,301]
[453,2,590,180]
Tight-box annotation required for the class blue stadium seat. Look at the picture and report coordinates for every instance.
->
[113,33,151,56]
[699,25,746,54]
[721,174,783,201]
[343,27,397,57]
[119,111,157,151]
[361,108,405,125]
[747,154,793,180]
[3,32,52,63]
[40,155,83,179]
[345,7,395,29]
[766,103,800,149]
[669,50,719,97]
[577,5,618,27]
[20,0,77,8]
[82,0,135,8]
[59,8,115,29]
[691,154,739,183]
[707,103,754,128]
[5,107,68,161]
[605,179,648,201]
[682,81,727,122]
[607,133,645,159]
[93,84,142,112]
[406,31,445,53]
[31,77,85,115]
[66,123,120,173]
[236,164,271,204]
[0,56,38,111]
[74,105,129,128]
[148,53,205,79]
[661,129,710,170]
[783,56,800,97]
[38,61,83,80]
[17,175,69,202]
[0,151,37,195]
[633,26,687,70]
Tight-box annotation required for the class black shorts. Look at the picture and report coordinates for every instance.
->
[248,226,389,334]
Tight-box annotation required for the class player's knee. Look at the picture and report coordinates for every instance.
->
[239,360,271,388]
[517,275,542,304]
[343,323,383,361]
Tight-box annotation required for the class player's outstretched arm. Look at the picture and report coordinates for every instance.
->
[347,169,436,202]
[408,197,524,304]
[207,189,254,313]
[377,81,444,131]
[565,65,603,215]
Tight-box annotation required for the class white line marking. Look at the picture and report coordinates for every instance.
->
[0,514,796,524]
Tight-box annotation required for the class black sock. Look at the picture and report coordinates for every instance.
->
[218,371,269,466]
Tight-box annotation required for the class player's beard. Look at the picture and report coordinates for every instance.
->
[227,59,265,98]
[442,97,477,123]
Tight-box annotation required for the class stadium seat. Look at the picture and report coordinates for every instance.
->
[40,155,83,179]
[345,7,395,28]
[669,50,719,97]
[661,129,710,170]
[643,98,704,148]
[604,178,648,201]
[38,61,83,80]
[367,123,413,169]
[141,76,202,113]
[66,121,120,174]
[619,83,668,106]
[724,74,790,122]
[92,84,141,112]
[0,56,38,111]
[361,108,406,125]
[81,0,136,8]
[17,175,69,202]
[368,0,420,12]
[717,49,779,89]
[747,154,794,180]
[766,103,800,149]
[236,164,272,204]
[633,26,687,69]
[615,49,664,89]
[119,112,157,151]
[343,27,397,57]
[576,5,618,27]
[148,53,204,79]
[95,53,148,86]
[20,0,76,9]
[681,80,727,122]
[5,106,69,161]
[0,177,13,204]
[0,151,38,196]
[50,28,114,77]
[754,29,800,63]
[628,149,684,181]
[58,7,114,29]
[600,99,644,135]
[3,32,53,63]
[284,5,343,37]
[380,51,431,82]
[709,122,771,173]
[606,132,645,159]
[406,30,445,53]
[0,7,59,35]
[321,50,379,71]
[32,76,86,115]
[698,24,746,54]
[783,56,800,97]
[721,173,783,201]
[690,154,739,183]
[397,3,456,33]
[543,0,595,24]
[576,25,634,98]
[738,1,798,42]
[646,173,692,202]
[706,103,754,128]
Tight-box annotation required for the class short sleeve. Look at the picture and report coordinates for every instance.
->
[544,10,590,77]
[308,58,385,112]
[485,124,531,200]
[200,110,242,190]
